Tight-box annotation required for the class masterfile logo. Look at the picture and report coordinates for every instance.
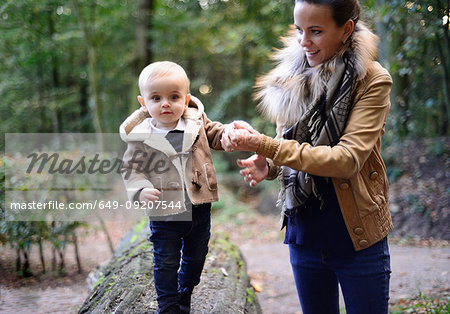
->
[4,133,192,222]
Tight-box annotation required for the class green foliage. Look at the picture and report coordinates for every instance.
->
[149,0,294,124]
[1,152,88,275]
[211,188,248,225]
[371,0,449,137]
[428,136,446,157]
[92,274,106,292]
[246,287,257,304]
[210,153,254,225]
[0,218,87,276]
[0,0,295,149]
[405,194,425,213]
[1,0,449,264]
[1,0,447,148]
[390,291,450,313]
[386,165,405,182]
[0,0,138,145]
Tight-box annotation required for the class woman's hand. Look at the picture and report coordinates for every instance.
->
[221,120,263,152]
[237,154,269,187]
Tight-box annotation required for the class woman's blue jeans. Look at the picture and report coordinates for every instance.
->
[289,238,391,314]
[149,203,211,310]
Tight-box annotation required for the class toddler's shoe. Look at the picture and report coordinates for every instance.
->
[156,303,180,314]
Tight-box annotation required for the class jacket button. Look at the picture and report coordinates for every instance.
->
[340,183,350,190]
[359,239,369,247]
[353,227,364,235]
[369,171,378,180]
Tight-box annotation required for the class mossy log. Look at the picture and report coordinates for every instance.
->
[78,220,262,313]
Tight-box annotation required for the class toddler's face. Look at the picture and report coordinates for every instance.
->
[139,73,190,130]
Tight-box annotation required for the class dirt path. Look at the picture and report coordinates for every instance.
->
[0,221,134,314]
[239,241,450,314]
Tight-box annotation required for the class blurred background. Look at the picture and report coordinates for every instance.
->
[0,0,448,140]
[0,0,449,313]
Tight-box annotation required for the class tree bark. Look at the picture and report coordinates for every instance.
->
[79,224,262,314]
[131,0,154,113]
[16,247,21,272]
[375,0,388,67]
[135,0,153,73]
[434,0,450,134]
[22,248,32,277]
[48,3,63,133]
[38,239,46,274]
[389,9,410,136]
[71,0,103,134]
[51,246,57,271]
[98,215,115,255]
[73,232,83,274]
[58,246,65,274]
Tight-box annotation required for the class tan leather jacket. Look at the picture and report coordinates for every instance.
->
[119,96,224,216]
[255,23,393,251]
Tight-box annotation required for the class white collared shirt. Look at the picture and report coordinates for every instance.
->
[147,118,186,134]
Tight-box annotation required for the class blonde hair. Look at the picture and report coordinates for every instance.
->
[138,61,190,95]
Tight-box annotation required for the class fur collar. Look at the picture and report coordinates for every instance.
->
[255,22,379,130]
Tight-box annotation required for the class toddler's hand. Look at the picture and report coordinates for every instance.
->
[139,188,161,202]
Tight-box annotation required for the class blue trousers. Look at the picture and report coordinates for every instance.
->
[289,238,391,314]
[149,203,211,309]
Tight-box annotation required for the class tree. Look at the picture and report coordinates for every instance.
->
[370,0,449,137]
[72,0,103,133]
[135,0,154,74]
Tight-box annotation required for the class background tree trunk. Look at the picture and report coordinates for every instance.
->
[375,0,388,67]
[72,0,103,133]
[389,10,410,136]
[130,0,154,113]
[135,0,153,73]
[38,239,46,274]
[73,232,82,274]
[15,248,21,273]
[434,0,450,134]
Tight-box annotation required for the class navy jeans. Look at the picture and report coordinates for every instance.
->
[149,203,211,310]
[289,237,391,314]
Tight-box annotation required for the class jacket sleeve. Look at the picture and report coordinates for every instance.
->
[202,113,225,151]
[257,65,392,179]
[120,141,155,201]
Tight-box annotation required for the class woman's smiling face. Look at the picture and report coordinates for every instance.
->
[294,2,353,67]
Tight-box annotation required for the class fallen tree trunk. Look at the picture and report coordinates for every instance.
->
[78,220,262,313]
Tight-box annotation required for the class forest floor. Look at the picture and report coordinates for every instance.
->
[0,210,448,314]
[215,206,450,314]
[0,137,449,313]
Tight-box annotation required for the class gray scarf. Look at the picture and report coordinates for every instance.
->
[279,52,357,224]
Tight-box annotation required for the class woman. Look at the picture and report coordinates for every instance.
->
[221,0,393,313]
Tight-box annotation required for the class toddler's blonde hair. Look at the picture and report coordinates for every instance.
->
[138,61,190,95]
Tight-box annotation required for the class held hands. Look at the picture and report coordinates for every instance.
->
[139,188,161,202]
[221,120,263,153]
[220,120,268,187]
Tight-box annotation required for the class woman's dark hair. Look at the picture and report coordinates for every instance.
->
[295,0,361,26]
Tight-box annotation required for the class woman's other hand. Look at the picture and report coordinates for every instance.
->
[237,154,269,187]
